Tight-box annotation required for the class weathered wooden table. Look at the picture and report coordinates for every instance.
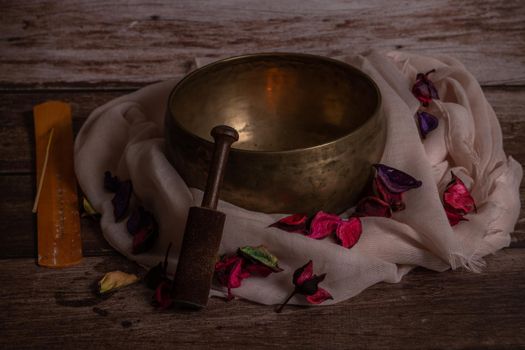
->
[1,1,524,349]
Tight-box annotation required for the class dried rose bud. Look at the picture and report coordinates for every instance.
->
[412,69,439,106]
[277,260,332,312]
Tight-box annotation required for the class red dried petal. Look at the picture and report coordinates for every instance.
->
[244,263,274,277]
[355,196,392,218]
[132,212,159,254]
[224,257,251,300]
[374,177,405,212]
[308,211,341,239]
[305,287,333,304]
[154,281,173,309]
[215,254,242,286]
[443,172,476,215]
[293,260,313,287]
[269,213,309,233]
[446,209,468,226]
[335,217,362,248]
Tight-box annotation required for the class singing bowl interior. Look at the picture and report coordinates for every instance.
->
[169,54,379,152]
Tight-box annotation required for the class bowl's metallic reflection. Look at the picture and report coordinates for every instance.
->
[165,53,385,214]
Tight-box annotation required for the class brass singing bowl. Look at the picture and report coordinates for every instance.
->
[165,53,385,214]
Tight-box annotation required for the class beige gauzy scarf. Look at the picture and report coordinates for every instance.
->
[75,51,522,306]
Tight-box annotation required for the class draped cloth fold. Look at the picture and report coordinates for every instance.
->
[74,51,522,305]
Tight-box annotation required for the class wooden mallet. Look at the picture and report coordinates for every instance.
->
[171,125,239,309]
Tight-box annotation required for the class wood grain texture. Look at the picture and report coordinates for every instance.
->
[1,0,524,88]
[0,174,114,259]
[1,250,524,349]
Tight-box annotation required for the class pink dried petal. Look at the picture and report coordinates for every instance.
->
[215,254,243,287]
[308,211,341,239]
[374,177,405,212]
[305,287,333,304]
[335,217,362,249]
[355,196,392,218]
[446,209,468,226]
[154,281,173,309]
[269,213,309,233]
[293,260,313,287]
[443,172,476,215]
[412,69,439,107]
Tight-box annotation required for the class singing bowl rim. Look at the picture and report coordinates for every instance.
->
[167,52,382,155]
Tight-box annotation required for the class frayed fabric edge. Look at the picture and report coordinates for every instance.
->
[449,252,487,273]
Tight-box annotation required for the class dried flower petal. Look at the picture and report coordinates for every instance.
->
[308,211,341,239]
[144,243,172,290]
[239,245,283,272]
[243,263,274,277]
[293,260,314,287]
[127,206,145,235]
[82,197,99,217]
[226,256,251,300]
[154,281,173,309]
[306,287,333,304]
[335,217,362,248]
[104,171,120,193]
[373,164,422,194]
[98,270,139,294]
[443,172,476,215]
[112,180,132,221]
[277,260,332,312]
[269,213,309,233]
[412,69,439,107]
[416,111,439,139]
[373,177,405,212]
[445,209,468,226]
[355,196,392,218]
[132,210,159,254]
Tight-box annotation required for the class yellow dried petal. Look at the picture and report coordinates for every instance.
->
[99,270,139,294]
[82,197,98,217]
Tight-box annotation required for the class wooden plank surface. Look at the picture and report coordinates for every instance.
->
[1,88,524,174]
[1,0,524,88]
[1,250,524,350]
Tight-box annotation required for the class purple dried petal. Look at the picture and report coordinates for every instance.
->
[126,206,146,235]
[104,171,120,193]
[373,164,422,194]
[412,69,440,107]
[111,180,132,221]
[416,111,439,139]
